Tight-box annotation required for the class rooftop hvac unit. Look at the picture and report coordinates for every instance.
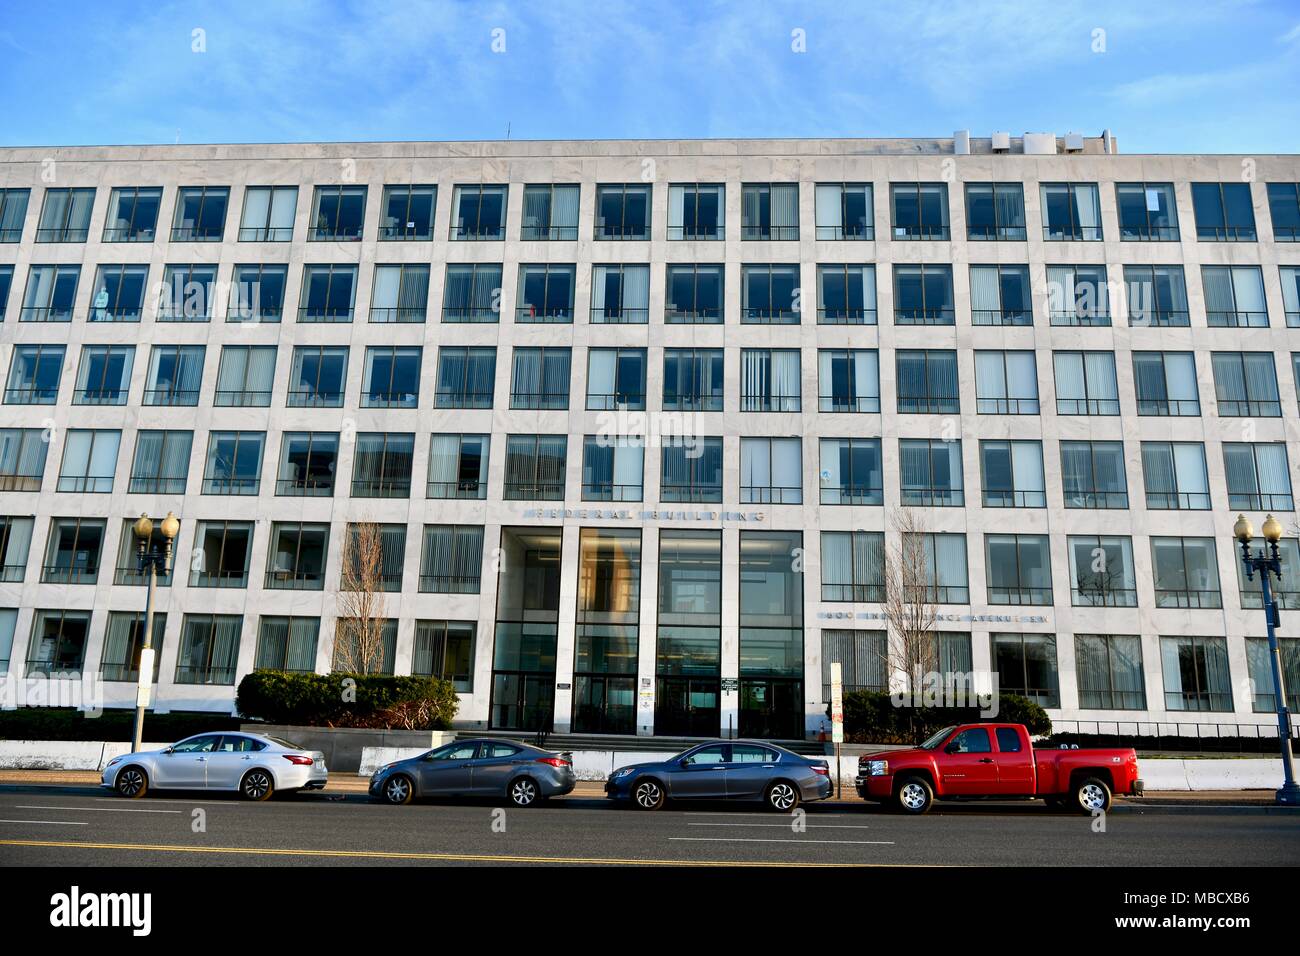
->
[1023,132,1057,155]
[1064,132,1085,152]
[991,131,1011,151]
[953,130,971,155]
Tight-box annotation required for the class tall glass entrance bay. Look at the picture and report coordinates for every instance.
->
[655,530,722,736]
[491,527,562,731]
[572,529,641,734]
[739,530,804,740]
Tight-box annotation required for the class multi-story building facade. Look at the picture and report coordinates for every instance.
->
[0,133,1297,740]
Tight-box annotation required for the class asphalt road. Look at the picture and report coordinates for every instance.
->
[0,784,1296,866]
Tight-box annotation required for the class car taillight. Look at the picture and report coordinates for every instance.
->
[535,757,571,768]
[811,764,829,776]
[283,755,314,765]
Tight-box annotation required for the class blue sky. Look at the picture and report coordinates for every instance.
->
[1,0,1297,152]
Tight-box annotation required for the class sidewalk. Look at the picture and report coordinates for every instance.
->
[0,769,1285,806]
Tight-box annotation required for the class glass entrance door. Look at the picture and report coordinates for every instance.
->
[655,676,720,736]
[572,674,636,734]
[490,672,555,731]
[738,678,802,740]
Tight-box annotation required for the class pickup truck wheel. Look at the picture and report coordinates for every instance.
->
[895,777,933,814]
[1073,777,1112,814]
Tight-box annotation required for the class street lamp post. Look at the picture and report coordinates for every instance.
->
[1234,513,1300,806]
[131,512,179,754]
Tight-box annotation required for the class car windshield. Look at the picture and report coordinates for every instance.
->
[919,727,956,750]
[266,736,304,750]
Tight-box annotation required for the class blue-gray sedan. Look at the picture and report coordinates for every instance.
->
[605,740,832,811]
[370,738,576,807]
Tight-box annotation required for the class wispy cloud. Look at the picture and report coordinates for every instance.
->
[0,0,1297,152]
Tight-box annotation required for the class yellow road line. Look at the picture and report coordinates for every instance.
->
[0,838,933,867]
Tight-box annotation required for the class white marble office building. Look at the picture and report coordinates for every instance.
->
[0,132,1297,739]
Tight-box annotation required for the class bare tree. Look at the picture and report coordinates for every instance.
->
[1073,549,1131,608]
[332,521,390,675]
[880,508,939,699]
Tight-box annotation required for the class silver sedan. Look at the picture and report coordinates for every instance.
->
[102,732,328,801]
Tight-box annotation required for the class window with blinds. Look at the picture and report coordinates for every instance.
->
[427,434,490,499]
[741,183,798,240]
[255,617,319,672]
[442,263,502,322]
[369,263,429,322]
[175,614,242,684]
[128,430,191,494]
[238,186,297,241]
[351,432,415,498]
[419,525,485,594]
[503,434,567,500]
[214,345,276,407]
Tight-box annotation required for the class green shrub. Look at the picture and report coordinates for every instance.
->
[993,694,1052,736]
[235,670,458,730]
[840,690,1052,745]
[0,708,244,742]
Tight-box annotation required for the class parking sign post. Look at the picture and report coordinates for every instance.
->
[830,662,844,798]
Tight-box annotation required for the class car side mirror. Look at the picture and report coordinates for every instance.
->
[162,748,174,755]
[679,758,691,767]
[944,742,960,755]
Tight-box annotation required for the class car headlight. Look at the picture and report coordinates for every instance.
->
[105,757,122,768]
[612,767,635,779]
[373,764,392,778]
[867,760,889,776]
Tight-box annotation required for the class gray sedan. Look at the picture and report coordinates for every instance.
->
[102,732,328,801]
[605,740,832,811]
[370,738,576,807]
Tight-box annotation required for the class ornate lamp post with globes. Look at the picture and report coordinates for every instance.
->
[1234,513,1300,805]
[131,512,179,754]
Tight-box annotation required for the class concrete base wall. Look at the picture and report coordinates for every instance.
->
[243,725,458,773]
[0,741,171,772]
[1136,758,1290,791]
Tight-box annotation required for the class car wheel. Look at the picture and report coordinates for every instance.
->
[114,766,149,799]
[382,774,414,805]
[632,778,665,811]
[1073,776,1112,814]
[765,780,801,812]
[239,768,275,802]
[509,776,540,808]
[895,776,933,814]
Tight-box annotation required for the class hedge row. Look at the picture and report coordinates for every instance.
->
[0,708,244,742]
[840,691,1052,745]
[235,670,459,729]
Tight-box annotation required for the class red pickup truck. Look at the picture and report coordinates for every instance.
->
[854,723,1143,814]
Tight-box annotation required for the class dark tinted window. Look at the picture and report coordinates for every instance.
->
[949,728,991,753]
[995,727,1023,753]
[217,735,267,753]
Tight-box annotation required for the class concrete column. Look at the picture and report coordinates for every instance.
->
[636,528,660,735]
[720,525,741,738]
[551,523,581,733]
